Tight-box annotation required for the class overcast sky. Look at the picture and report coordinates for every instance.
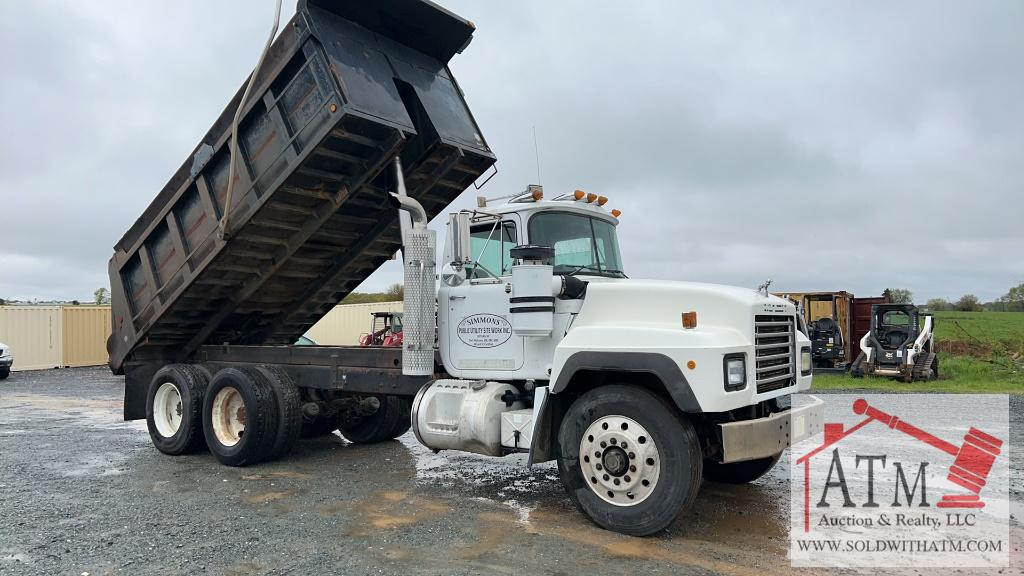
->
[1,1,1021,304]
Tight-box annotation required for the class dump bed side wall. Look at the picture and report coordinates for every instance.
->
[108,1,494,372]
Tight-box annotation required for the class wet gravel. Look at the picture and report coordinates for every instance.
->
[0,368,1020,576]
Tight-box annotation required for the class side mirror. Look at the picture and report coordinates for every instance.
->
[448,212,472,265]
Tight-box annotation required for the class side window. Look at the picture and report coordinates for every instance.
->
[469,221,517,278]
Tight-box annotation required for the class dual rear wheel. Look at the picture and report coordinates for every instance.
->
[145,364,409,466]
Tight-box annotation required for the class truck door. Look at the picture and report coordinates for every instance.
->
[443,217,524,373]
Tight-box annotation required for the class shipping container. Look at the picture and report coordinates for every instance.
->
[62,306,113,368]
[0,306,63,371]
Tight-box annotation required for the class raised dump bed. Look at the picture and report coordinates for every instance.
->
[107,0,494,374]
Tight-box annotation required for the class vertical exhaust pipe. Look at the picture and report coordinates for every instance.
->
[390,158,436,376]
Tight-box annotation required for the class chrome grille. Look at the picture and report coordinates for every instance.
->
[754,314,796,393]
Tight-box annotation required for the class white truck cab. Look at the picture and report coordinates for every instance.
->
[394,183,824,536]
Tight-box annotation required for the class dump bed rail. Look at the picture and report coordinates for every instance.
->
[107,0,494,373]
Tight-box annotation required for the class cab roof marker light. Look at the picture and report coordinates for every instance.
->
[586,193,598,203]
[597,196,608,206]
[573,190,586,201]
[611,209,622,217]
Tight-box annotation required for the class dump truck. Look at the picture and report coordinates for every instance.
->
[109,0,823,536]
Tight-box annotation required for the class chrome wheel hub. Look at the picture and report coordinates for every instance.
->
[579,415,660,506]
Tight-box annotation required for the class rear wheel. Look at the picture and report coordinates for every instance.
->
[557,385,702,536]
[703,452,782,484]
[146,364,209,455]
[337,395,411,444]
[255,365,302,461]
[203,367,279,467]
[0,368,9,380]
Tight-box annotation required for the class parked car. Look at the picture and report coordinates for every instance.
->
[0,342,12,379]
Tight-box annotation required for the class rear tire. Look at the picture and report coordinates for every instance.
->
[337,395,411,444]
[255,365,302,461]
[556,385,702,536]
[0,368,9,380]
[703,452,782,484]
[146,364,209,455]
[203,367,279,467]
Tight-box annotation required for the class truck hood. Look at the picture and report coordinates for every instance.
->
[572,278,795,333]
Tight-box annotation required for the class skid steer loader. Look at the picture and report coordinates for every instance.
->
[851,304,937,382]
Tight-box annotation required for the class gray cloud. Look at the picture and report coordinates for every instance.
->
[1,0,1020,304]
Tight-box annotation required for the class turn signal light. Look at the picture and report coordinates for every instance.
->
[573,190,586,200]
[586,193,598,203]
[597,196,608,206]
[611,209,622,217]
[682,311,698,329]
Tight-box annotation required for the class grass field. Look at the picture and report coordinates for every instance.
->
[811,311,1024,394]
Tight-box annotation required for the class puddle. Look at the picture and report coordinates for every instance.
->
[240,470,310,480]
[345,490,451,535]
[242,490,293,505]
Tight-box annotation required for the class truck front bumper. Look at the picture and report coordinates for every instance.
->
[718,395,825,464]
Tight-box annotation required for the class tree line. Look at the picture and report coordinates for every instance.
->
[914,282,1024,312]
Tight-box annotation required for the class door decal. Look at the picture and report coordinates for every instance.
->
[457,314,513,348]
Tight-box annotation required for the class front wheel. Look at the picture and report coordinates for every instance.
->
[850,352,866,378]
[556,385,702,536]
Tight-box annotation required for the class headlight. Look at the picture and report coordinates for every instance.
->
[723,353,746,391]
[801,347,812,376]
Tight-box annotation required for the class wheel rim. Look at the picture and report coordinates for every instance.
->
[153,382,183,438]
[211,386,247,447]
[579,415,660,506]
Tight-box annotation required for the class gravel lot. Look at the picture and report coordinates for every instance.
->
[0,367,1020,575]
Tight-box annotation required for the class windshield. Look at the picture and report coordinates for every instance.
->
[529,211,625,277]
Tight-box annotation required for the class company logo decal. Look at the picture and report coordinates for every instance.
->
[457,314,512,348]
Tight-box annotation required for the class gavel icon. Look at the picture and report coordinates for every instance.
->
[852,399,1003,509]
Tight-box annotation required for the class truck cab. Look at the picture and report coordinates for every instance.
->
[402,185,824,535]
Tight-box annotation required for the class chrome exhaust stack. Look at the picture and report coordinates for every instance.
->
[390,158,436,376]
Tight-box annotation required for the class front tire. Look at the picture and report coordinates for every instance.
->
[203,368,279,467]
[850,352,866,378]
[146,364,209,455]
[703,453,782,484]
[556,385,702,536]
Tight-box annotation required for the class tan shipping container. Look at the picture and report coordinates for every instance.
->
[0,306,63,371]
[306,301,404,346]
[62,306,113,368]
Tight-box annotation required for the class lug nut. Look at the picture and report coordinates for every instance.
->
[600,441,607,448]
[628,452,635,460]
[603,474,610,481]
[630,465,636,472]
[609,438,617,445]
[624,475,631,482]
[595,463,603,471]
[613,479,621,486]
